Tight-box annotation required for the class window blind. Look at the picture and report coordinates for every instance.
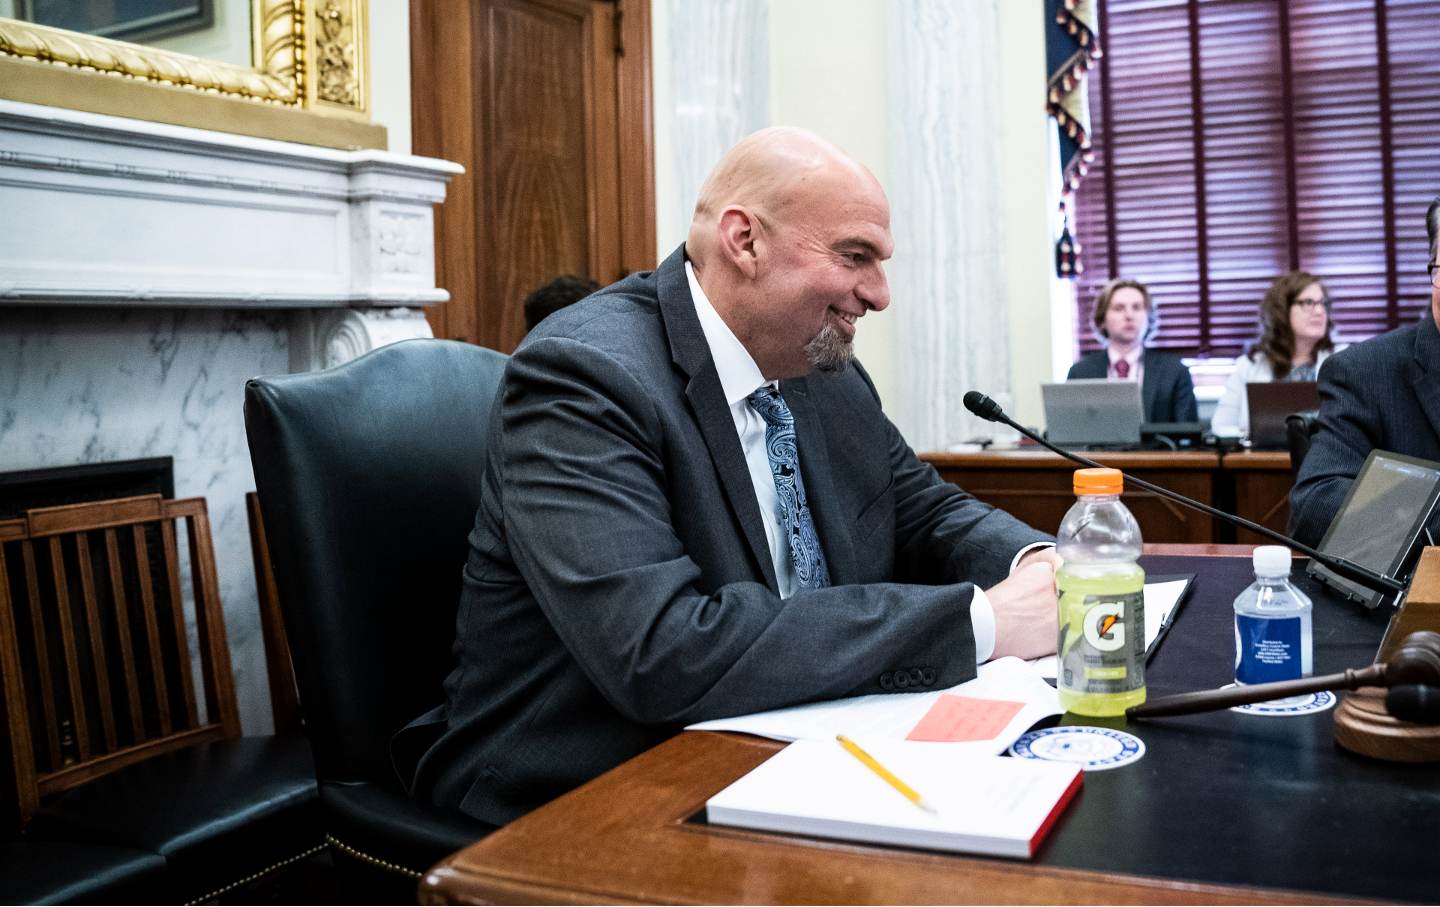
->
[1073,0,1439,358]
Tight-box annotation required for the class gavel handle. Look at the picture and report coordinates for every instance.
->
[1126,665,1386,719]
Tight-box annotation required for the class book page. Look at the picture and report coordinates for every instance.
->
[687,656,1061,755]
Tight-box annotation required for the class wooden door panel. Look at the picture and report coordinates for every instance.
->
[483,0,599,350]
[413,0,654,352]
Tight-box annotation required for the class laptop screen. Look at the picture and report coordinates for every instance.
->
[1307,450,1440,609]
[1246,381,1319,448]
[1042,380,1144,448]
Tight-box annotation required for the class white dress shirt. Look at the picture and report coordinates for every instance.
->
[685,261,1014,663]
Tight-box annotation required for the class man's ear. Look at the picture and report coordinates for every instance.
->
[717,206,760,280]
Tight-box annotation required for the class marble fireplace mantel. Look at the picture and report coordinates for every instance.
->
[0,99,463,735]
[0,98,462,369]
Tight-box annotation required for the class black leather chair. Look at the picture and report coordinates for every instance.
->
[0,840,166,904]
[1285,410,1321,478]
[244,339,503,899]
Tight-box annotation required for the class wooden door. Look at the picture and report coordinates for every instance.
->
[411,0,655,352]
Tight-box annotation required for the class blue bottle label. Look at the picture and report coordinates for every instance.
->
[1234,614,1302,684]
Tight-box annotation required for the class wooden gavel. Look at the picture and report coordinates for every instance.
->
[1127,631,1440,720]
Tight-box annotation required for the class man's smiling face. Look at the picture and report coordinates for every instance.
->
[745,172,893,379]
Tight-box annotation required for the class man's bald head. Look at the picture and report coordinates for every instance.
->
[686,127,883,265]
[682,127,893,381]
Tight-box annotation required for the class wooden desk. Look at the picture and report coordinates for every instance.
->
[423,731,1306,905]
[923,450,1221,544]
[422,550,1432,905]
[923,450,1296,546]
[1222,451,1294,544]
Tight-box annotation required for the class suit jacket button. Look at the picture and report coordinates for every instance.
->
[908,668,924,685]
[921,668,935,685]
[894,671,910,689]
[879,672,894,691]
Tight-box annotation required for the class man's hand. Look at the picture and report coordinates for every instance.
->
[987,561,1059,660]
[1016,546,1063,574]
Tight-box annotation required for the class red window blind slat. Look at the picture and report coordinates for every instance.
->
[1073,0,1440,358]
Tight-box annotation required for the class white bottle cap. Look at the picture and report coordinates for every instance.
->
[1253,545,1291,577]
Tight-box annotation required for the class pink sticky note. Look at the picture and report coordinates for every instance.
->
[905,694,1027,742]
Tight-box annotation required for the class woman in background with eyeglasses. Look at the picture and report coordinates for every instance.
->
[1210,271,1339,438]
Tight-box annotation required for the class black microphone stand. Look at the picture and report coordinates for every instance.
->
[962,391,1404,602]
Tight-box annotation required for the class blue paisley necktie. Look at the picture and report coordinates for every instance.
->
[746,386,831,590]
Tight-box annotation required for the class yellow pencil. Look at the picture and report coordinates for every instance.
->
[835,734,938,814]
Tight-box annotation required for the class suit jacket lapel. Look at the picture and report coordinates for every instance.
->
[657,246,779,593]
[782,377,856,586]
[1411,317,1440,442]
[1140,351,1161,422]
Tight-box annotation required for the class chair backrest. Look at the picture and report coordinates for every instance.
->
[243,339,507,791]
[245,492,302,736]
[1285,410,1321,478]
[0,495,240,825]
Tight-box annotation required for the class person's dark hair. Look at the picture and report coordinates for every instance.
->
[1090,278,1158,344]
[1247,270,1334,380]
[1427,195,1440,264]
[523,275,602,331]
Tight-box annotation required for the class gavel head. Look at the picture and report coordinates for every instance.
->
[1385,631,1440,686]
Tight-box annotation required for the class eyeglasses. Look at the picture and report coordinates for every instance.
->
[1430,263,1439,289]
[1292,297,1331,312]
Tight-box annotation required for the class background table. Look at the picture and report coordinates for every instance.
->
[422,549,1437,904]
[922,450,1294,545]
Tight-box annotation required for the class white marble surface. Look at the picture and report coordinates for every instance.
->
[657,0,770,250]
[886,0,1012,451]
[0,307,291,735]
[0,99,459,308]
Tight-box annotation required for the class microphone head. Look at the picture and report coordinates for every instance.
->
[963,391,1003,423]
[1385,685,1440,725]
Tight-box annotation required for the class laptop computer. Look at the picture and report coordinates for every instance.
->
[1246,381,1319,449]
[1042,379,1144,448]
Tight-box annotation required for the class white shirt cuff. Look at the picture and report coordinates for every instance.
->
[1010,541,1055,574]
[970,587,995,665]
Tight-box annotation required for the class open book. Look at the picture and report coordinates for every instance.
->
[706,737,1082,859]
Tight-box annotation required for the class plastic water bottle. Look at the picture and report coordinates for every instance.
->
[1233,546,1313,684]
[1056,468,1147,716]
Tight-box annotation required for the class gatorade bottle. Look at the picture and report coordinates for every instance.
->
[1056,467,1147,716]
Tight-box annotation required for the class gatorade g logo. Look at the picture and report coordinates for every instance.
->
[1083,602,1126,651]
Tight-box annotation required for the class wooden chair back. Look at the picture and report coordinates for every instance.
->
[0,494,240,824]
[245,492,302,735]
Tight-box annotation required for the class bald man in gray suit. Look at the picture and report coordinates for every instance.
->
[400,128,1061,826]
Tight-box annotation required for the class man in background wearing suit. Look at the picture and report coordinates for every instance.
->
[1289,196,1440,547]
[1067,278,1198,423]
[402,128,1061,826]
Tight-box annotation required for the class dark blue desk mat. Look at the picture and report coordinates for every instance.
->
[1035,554,1432,902]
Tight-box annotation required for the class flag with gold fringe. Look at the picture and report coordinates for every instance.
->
[1046,0,1100,278]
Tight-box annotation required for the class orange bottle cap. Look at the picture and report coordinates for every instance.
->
[1074,467,1123,495]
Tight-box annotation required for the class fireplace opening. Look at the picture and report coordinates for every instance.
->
[0,458,174,519]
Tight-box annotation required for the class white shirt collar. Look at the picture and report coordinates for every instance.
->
[685,259,772,404]
[1108,345,1143,368]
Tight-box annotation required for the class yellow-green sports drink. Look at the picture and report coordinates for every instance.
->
[1055,468,1147,716]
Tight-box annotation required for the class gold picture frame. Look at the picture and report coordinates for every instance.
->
[0,0,385,150]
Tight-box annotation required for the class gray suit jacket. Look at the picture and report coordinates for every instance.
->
[1289,315,1440,547]
[402,246,1050,825]
[1066,349,1199,423]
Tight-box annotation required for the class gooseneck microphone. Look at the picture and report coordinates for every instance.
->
[961,390,1404,600]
